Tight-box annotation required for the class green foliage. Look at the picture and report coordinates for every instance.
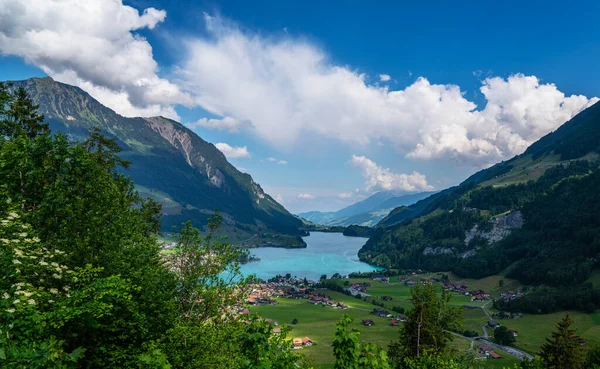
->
[494,326,516,346]
[539,314,585,369]
[388,284,462,363]
[292,318,299,324]
[332,315,390,369]
[0,86,308,369]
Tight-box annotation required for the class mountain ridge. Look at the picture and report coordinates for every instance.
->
[9,77,306,247]
[298,190,435,226]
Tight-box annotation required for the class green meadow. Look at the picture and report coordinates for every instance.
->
[251,274,600,368]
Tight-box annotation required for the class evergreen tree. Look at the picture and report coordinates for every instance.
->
[388,284,462,364]
[539,314,585,369]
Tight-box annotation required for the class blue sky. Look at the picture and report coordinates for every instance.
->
[1,0,599,212]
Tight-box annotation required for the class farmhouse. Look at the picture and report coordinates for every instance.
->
[405,280,416,286]
[381,296,393,301]
[292,338,303,349]
[362,319,374,327]
[488,320,500,328]
[302,337,313,346]
[508,328,518,337]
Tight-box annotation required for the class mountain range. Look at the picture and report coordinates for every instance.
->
[10,77,306,248]
[298,191,435,226]
[360,100,600,288]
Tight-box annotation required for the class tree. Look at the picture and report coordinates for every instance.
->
[320,274,328,281]
[332,273,342,279]
[539,314,585,369]
[493,326,516,346]
[292,318,299,325]
[388,284,462,364]
[332,315,389,369]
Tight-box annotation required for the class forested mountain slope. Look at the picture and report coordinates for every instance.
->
[361,101,600,289]
[8,77,305,247]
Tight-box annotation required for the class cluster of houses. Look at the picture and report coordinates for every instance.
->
[494,290,525,303]
[478,343,503,359]
[344,282,371,296]
[368,308,407,327]
[492,311,523,320]
[245,284,281,305]
[371,274,390,283]
[308,292,348,309]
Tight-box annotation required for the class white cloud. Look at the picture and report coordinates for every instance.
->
[275,193,284,203]
[297,193,315,199]
[0,0,193,120]
[214,143,250,159]
[181,16,598,166]
[350,155,434,192]
[186,116,254,133]
[265,157,287,165]
[338,192,353,198]
[379,74,391,82]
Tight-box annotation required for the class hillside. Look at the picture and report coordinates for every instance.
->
[9,77,305,247]
[360,101,600,291]
[298,191,435,226]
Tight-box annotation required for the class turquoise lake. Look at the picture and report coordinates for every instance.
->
[240,232,382,280]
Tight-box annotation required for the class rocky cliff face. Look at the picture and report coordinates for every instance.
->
[464,211,524,245]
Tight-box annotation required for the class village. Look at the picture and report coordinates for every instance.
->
[228,270,536,358]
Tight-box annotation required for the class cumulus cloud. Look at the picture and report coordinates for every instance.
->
[338,192,353,198]
[181,15,598,166]
[350,155,434,192]
[215,143,250,159]
[379,74,391,82]
[297,193,315,199]
[186,116,254,133]
[0,0,193,119]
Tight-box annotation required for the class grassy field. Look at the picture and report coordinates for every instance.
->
[252,292,400,367]
[251,273,600,367]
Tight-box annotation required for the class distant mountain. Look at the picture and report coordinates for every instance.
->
[297,191,435,227]
[361,101,600,289]
[10,77,305,247]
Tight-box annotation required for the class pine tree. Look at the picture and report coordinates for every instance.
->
[539,314,585,369]
[6,86,49,138]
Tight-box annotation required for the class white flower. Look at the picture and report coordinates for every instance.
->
[63,286,70,291]
[14,249,23,256]
[33,237,40,243]
[21,225,28,229]
[11,239,20,243]
[8,212,19,218]
[14,291,24,295]
[48,300,54,303]
[50,288,59,294]
[23,291,33,298]
[27,299,35,305]
[51,262,59,267]
[2,292,9,299]
[52,274,62,279]
[1,220,8,225]
[12,259,21,265]
[12,299,20,304]
[18,233,27,238]
[0,238,9,243]
[6,308,16,313]
[39,261,48,266]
